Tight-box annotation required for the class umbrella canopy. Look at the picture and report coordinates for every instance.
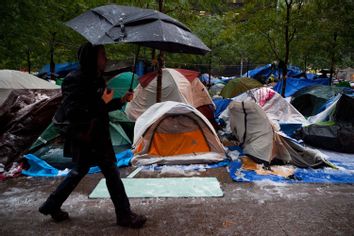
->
[66,4,210,55]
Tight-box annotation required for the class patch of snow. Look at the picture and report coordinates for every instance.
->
[159,166,204,177]
[254,179,289,187]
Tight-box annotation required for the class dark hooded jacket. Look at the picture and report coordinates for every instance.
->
[53,43,124,163]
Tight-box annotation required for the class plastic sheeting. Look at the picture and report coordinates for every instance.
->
[213,98,232,119]
[199,73,224,85]
[273,77,330,97]
[38,62,79,78]
[229,148,354,183]
[242,64,303,82]
[22,149,133,177]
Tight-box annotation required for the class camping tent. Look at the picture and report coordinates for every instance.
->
[290,85,353,117]
[223,87,309,126]
[295,94,354,153]
[220,77,263,98]
[0,70,60,167]
[227,100,329,167]
[0,70,59,105]
[131,101,225,166]
[28,110,133,169]
[107,72,139,99]
[125,68,214,121]
[209,83,225,97]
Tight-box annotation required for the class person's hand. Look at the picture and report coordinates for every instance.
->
[102,88,114,104]
[122,91,134,103]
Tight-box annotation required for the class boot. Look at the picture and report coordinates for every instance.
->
[117,211,147,228]
[39,201,69,222]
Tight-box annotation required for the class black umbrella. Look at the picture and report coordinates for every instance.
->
[66,4,210,55]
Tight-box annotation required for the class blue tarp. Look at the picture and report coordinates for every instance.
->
[38,62,79,78]
[199,73,224,85]
[142,159,230,172]
[273,77,331,97]
[229,148,354,183]
[243,64,273,79]
[243,64,305,82]
[213,98,232,119]
[22,149,133,177]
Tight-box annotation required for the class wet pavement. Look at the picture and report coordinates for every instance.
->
[1,167,354,235]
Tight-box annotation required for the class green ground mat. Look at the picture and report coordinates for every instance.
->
[89,177,224,198]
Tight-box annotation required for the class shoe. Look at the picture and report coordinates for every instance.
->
[39,203,69,222]
[117,211,147,228]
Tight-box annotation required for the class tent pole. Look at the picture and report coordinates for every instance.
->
[156,52,164,103]
[130,46,140,91]
[156,0,164,103]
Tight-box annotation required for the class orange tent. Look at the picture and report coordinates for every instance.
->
[131,101,225,166]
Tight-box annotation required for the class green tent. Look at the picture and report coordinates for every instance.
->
[220,77,263,98]
[27,72,139,169]
[107,72,139,98]
[29,111,134,170]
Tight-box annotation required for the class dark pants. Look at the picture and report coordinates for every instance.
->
[44,158,130,216]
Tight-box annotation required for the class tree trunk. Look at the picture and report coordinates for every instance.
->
[281,0,292,98]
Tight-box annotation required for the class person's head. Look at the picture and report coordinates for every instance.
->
[77,42,106,76]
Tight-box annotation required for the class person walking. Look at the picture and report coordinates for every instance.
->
[39,42,146,228]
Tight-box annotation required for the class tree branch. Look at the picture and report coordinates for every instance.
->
[258,30,280,60]
[289,28,297,42]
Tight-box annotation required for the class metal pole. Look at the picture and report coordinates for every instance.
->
[27,48,31,74]
[208,38,212,88]
[329,32,337,85]
[246,59,249,77]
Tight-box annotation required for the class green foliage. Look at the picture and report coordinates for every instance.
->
[0,0,353,72]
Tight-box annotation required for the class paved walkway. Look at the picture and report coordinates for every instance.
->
[1,168,353,235]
